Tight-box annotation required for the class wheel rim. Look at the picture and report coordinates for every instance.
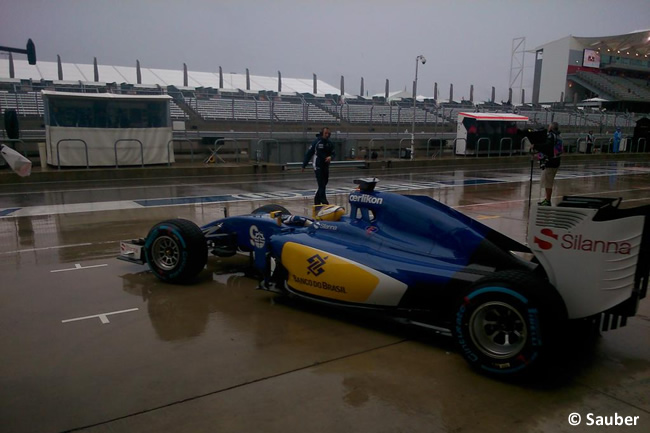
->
[151,236,180,271]
[469,301,527,359]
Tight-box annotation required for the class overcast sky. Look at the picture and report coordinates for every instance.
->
[1,0,649,102]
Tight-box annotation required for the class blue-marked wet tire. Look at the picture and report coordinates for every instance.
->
[453,270,565,376]
[144,219,207,284]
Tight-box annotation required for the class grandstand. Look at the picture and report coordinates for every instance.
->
[571,70,650,103]
[183,96,337,123]
[0,37,647,160]
[0,90,44,116]
[532,30,650,112]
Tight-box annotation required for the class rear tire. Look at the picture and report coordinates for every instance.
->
[144,219,207,284]
[453,270,565,376]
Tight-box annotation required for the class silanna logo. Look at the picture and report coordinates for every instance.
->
[533,228,557,250]
[307,254,328,276]
[534,228,632,255]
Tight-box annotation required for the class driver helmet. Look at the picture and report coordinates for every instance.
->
[314,205,345,221]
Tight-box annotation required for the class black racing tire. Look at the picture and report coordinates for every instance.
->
[144,219,207,284]
[453,270,566,377]
[252,204,291,215]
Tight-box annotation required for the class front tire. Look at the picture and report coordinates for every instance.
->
[454,270,565,376]
[144,219,207,284]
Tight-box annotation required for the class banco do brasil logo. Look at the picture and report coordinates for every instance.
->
[307,254,328,276]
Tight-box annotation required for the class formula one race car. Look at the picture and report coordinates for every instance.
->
[118,178,649,376]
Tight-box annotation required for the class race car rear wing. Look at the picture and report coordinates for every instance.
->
[529,196,649,328]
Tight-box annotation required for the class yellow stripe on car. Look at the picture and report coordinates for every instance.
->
[281,242,407,305]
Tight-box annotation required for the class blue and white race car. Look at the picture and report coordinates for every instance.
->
[119,178,649,376]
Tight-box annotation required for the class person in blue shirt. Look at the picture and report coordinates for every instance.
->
[612,128,622,153]
[302,127,336,205]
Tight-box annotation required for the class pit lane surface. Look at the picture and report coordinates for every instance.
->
[1,159,649,433]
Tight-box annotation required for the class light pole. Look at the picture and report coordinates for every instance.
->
[412,55,426,147]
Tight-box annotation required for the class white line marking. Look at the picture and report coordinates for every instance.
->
[1,243,93,255]
[1,165,648,219]
[62,308,139,325]
[454,187,650,209]
[51,263,108,273]
[1,241,117,255]
[1,200,145,218]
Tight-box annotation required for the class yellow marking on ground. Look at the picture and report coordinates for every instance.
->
[477,215,501,220]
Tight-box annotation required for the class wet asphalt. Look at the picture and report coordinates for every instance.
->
[0,158,649,433]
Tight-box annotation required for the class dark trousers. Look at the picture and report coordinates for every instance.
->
[314,165,330,205]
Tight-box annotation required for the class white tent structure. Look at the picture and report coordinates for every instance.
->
[0,59,343,96]
[580,97,609,108]
[371,90,432,102]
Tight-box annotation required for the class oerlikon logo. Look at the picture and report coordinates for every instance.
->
[533,228,557,250]
[534,228,632,255]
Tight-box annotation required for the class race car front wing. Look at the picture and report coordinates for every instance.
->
[117,239,146,265]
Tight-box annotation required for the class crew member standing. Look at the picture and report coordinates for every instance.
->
[613,127,622,153]
[586,130,594,154]
[533,122,562,206]
[302,127,335,205]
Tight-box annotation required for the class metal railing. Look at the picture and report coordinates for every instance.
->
[256,139,279,163]
[56,139,89,170]
[368,138,386,160]
[477,137,491,156]
[427,137,445,158]
[398,138,412,159]
[166,138,194,166]
[453,138,466,155]
[499,137,513,156]
[573,138,585,154]
[114,139,144,168]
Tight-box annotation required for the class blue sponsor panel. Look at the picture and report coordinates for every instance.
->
[0,208,20,217]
